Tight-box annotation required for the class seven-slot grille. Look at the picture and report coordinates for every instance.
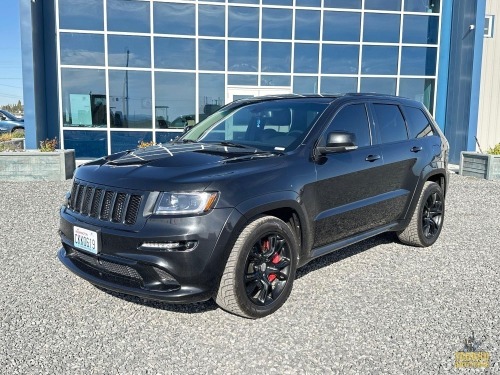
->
[69,182,142,225]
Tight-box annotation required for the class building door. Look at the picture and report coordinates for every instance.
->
[226,86,292,103]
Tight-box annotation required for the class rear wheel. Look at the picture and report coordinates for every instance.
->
[216,216,297,319]
[398,181,445,247]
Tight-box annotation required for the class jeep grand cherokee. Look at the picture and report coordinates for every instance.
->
[58,94,449,318]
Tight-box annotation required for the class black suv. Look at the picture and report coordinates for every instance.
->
[58,94,449,318]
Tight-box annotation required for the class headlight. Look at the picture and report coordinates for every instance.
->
[154,192,219,215]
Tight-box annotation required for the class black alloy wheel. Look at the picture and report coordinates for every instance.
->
[422,191,443,239]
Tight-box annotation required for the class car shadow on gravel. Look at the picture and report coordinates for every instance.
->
[295,232,396,279]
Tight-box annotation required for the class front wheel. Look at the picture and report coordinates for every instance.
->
[397,181,445,247]
[215,216,298,319]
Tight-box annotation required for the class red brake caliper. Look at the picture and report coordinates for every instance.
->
[268,252,281,282]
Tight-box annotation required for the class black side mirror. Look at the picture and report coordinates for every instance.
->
[317,131,358,154]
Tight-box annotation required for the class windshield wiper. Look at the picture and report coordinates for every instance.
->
[213,141,260,150]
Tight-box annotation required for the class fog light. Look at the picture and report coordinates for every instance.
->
[140,241,197,251]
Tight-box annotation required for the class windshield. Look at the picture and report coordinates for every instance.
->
[180,99,330,152]
[0,110,19,121]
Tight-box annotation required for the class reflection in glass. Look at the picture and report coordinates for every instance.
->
[295,10,320,40]
[154,2,195,36]
[108,35,151,68]
[60,33,104,66]
[263,0,293,5]
[262,8,292,39]
[228,41,258,72]
[323,12,361,42]
[321,77,358,93]
[400,47,437,76]
[198,5,225,37]
[293,76,318,93]
[108,70,152,129]
[294,43,319,73]
[59,0,103,30]
[199,74,224,121]
[405,0,440,13]
[107,0,149,33]
[362,46,399,75]
[111,131,153,153]
[399,79,435,112]
[261,42,291,73]
[360,78,396,95]
[324,0,361,9]
[199,40,225,71]
[403,15,439,44]
[296,0,321,6]
[154,38,196,70]
[228,75,258,85]
[61,68,106,128]
[365,0,401,11]
[64,131,108,158]
[156,132,184,144]
[155,72,195,128]
[363,13,400,43]
[322,44,359,74]
[228,0,259,3]
[228,7,259,38]
[261,75,291,87]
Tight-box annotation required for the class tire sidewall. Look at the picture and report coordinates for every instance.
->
[417,183,445,247]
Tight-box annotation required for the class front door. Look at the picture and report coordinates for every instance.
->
[226,86,292,103]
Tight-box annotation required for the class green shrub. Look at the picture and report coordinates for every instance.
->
[487,143,500,155]
[11,130,25,138]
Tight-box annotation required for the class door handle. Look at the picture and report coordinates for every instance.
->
[365,154,381,162]
[410,146,423,153]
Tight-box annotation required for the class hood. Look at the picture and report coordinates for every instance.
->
[75,143,283,191]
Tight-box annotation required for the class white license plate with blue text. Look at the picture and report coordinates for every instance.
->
[73,226,99,254]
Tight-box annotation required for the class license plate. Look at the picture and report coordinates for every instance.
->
[73,226,99,254]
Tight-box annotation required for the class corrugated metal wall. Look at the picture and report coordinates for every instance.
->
[477,0,500,152]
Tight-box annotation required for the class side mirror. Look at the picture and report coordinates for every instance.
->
[317,131,358,154]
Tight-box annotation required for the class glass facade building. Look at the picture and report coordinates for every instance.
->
[54,0,442,158]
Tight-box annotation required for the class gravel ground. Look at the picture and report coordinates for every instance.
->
[0,173,499,374]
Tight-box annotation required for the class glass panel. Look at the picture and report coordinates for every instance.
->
[155,72,195,129]
[228,41,258,72]
[198,5,225,37]
[360,78,396,95]
[296,0,321,6]
[156,132,184,144]
[403,15,439,44]
[199,74,224,121]
[261,42,291,73]
[199,40,225,71]
[60,33,104,66]
[400,47,437,76]
[263,0,293,5]
[324,0,362,9]
[323,12,361,42]
[111,131,153,153]
[262,8,293,39]
[325,104,370,147]
[293,76,318,93]
[228,74,258,85]
[59,0,103,30]
[294,43,319,73]
[228,0,259,3]
[322,44,359,74]
[108,71,152,129]
[365,0,401,11]
[228,6,259,38]
[405,0,440,13]
[321,77,358,93]
[154,2,195,36]
[402,106,434,138]
[154,38,196,70]
[363,13,400,43]
[61,68,106,128]
[261,75,291,86]
[295,10,320,40]
[107,0,149,33]
[399,78,435,113]
[108,35,151,68]
[372,104,408,143]
[64,131,107,158]
[362,46,398,75]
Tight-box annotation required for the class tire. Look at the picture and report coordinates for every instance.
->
[397,181,445,247]
[215,216,298,319]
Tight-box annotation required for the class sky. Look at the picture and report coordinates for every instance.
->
[0,0,23,107]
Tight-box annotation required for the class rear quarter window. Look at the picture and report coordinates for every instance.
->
[372,103,408,143]
[403,106,435,138]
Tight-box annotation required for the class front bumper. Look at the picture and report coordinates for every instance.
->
[58,206,244,303]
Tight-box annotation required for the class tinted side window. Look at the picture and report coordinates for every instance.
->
[325,104,371,147]
[373,104,408,143]
[404,106,435,138]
